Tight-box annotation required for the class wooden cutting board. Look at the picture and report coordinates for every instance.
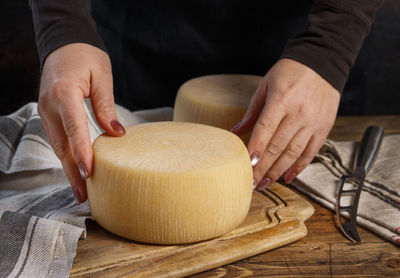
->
[70,183,314,277]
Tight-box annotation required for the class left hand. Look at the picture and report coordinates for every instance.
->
[232,58,340,190]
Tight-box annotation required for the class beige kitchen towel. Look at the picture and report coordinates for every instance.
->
[292,136,400,246]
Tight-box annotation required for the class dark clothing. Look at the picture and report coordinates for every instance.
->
[29,0,383,111]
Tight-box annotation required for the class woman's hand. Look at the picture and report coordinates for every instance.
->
[232,58,340,190]
[38,43,125,204]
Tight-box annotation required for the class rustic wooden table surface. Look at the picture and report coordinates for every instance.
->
[190,115,400,277]
[72,116,400,277]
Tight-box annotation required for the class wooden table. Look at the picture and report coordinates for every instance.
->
[191,115,400,277]
[73,116,400,277]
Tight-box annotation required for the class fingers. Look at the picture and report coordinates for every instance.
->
[37,43,122,205]
[40,111,87,204]
[39,82,93,204]
[57,86,93,180]
[231,79,267,135]
[90,67,125,136]
[284,131,329,184]
[232,59,340,191]
[246,94,286,168]
[252,114,303,188]
[256,127,310,190]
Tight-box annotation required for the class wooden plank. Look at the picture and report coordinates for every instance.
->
[191,242,332,278]
[83,221,307,278]
[330,242,400,277]
[70,183,314,277]
[191,241,400,277]
[329,115,400,141]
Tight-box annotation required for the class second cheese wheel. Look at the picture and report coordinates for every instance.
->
[173,74,262,143]
[87,122,253,244]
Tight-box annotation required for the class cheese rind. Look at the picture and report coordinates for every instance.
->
[173,74,262,143]
[87,122,253,244]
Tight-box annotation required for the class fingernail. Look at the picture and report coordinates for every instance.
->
[257,177,271,191]
[253,179,257,190]
[285,172,297,184]
[250,152,260,167]
[110,120,126,135]
[78,162,88,181]
[73,188,82,205]
[230,121,241,132]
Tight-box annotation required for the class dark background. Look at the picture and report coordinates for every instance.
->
[0,0,399,116]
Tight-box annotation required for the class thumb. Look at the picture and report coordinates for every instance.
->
[90,70,125,136]
[231,79,268,136]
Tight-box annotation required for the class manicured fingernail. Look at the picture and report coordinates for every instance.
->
[285,172,297,184]
[230,121,241,132]
[250,152,260,167]
[78,162,88,181]
[253,179,257,190]
[257,177,271,191]
[73,188,82,205]
[110,120,126,135]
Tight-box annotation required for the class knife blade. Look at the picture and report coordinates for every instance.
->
[336,125,384,242]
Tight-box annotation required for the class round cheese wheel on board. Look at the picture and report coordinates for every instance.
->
[87,121,253,244]
[173,74,263,143]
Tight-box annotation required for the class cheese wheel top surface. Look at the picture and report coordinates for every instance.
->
[178,74,262,108]
[92,121,246,172]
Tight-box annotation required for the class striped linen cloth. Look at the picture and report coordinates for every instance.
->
[0,102,173,278]
[292,136,400,246]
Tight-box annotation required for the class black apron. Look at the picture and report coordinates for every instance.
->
[91,0,312,111]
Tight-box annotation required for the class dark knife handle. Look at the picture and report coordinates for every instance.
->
[354,126,384,176]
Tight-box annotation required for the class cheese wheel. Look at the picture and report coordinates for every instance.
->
[87,122,253,244]
[173,74,262,143]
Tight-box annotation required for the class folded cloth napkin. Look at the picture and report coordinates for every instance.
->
[0,102,173,278]
[292,137,400,246]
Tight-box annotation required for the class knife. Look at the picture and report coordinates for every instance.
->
[336,125,384,242]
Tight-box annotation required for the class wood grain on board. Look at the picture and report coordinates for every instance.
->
[71,183,314,277]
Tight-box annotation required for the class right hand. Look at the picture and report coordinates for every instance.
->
[38,43,125,204]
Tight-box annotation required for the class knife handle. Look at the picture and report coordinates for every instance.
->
[354,126,384,176]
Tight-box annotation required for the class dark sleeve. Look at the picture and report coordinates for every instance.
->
[280,0,384,92]
[29,0,107,67]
